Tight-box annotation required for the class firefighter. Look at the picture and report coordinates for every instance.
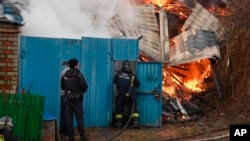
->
[61,58,88,141]
[113,60,140,129]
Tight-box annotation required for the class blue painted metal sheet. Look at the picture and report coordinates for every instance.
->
[136,62,162,127]
[19,36,81,121]
[112,38,139,61]
[81,37,112,127]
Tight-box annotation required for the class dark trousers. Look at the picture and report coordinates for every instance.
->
[115,96,138,119]
[65,98,85,137]
[60,95,67,134]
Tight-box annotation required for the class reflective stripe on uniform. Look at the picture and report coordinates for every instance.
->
[131,76,134,86]
[126,76,135,96]
[132,113,139,117]
[115,114,123,118]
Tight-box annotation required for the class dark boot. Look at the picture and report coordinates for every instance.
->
[80,135,88,141]
[132,117,140,129]
[115,118,122,128]
[68,136,75,141]
[133,122,141,129]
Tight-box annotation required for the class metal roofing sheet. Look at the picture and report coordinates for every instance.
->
[182,3,225,43]
[159,9,170,63]
[169,29,220,66]
[110,4,162,62]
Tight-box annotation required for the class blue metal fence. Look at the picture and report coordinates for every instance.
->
[19,36,162,128]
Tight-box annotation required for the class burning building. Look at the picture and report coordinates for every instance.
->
[109,0,227,122]
[1,0,229,126]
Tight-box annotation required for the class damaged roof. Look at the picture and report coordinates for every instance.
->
[167,3,224,66]
[110,3,225,65]
[0,0,24,25]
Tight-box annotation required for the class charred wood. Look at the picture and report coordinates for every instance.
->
[210,59,224,99]
[170,66,189,71]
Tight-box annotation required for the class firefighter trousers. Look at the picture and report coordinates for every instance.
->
[114,95,139,125]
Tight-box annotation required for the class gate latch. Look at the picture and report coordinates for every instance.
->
[152,89,160,101]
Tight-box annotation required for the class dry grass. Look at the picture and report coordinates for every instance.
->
[218,0,250,99]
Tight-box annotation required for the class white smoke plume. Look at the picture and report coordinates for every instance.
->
[17,0,136,39]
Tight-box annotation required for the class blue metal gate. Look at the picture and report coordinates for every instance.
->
[136,62,162,127]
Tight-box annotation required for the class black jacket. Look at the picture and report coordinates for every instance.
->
[61,68,88,94]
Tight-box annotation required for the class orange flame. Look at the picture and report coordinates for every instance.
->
[162,59,212,99]
[144,0,166,6]
[208,6,231,16]
[143,0,229,19]
[139,0,226,100]
[162,85,176,97]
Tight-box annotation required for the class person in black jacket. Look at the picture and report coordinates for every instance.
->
[61,58,88,141]
[113,60,140,129]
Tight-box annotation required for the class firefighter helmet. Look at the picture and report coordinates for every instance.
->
[122,60,132,72]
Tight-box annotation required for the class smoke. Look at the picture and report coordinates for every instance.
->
[18,0,135,39]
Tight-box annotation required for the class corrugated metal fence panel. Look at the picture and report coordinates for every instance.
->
[112,38,139,61]
[81,37,112,127]
[19,36,81,118]
[136,62,162,127]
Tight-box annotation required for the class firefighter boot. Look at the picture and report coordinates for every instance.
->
[68,136,75,141]
[80,135,88,141]
[132,117,140,129]
[115,118,123,128]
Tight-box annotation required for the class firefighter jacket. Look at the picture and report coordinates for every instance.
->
[113,70,140,96]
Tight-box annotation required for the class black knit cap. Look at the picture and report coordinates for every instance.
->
[68,58,79,68]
